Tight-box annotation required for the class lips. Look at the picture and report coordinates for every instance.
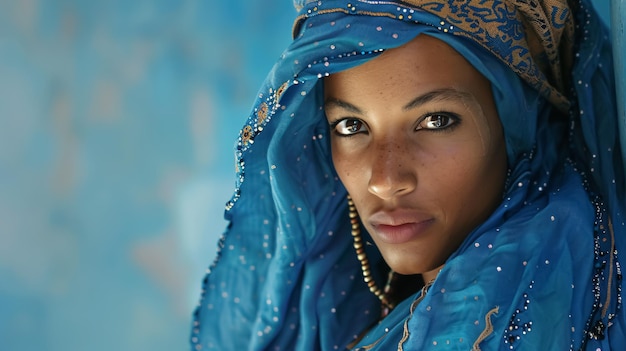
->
[368,210,434,244]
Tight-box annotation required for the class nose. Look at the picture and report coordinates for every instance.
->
[367,139,417,200]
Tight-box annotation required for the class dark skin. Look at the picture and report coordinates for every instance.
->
[324,35,508,283]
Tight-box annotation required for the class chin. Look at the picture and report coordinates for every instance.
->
[382,247,448,277]
[390,267,421,275]
[384,256,436,276]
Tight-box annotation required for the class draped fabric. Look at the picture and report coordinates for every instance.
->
[191,1,625,350]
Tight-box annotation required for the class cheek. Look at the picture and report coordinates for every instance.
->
[439,140,506,220]
[423,139,497,200]
[330,140,374,214]
[331,141,358,187]
[420,138,480,174]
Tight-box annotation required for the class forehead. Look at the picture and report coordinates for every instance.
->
[324,34,492,109]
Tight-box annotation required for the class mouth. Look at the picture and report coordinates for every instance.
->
[369,210,434,244]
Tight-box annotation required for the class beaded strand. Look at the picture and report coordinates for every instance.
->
[348,195,395,311]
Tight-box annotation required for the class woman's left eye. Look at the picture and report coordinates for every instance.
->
[416,113,458,131]
[331,118,369,136]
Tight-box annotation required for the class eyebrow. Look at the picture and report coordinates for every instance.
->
[402,88,475,111]
[324,88,475,113]
[324,97,363,114]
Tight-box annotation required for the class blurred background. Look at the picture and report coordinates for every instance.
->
[0,1,614,351]
[0,1,293,350]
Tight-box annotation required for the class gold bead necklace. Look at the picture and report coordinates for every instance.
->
[348,195,395,312]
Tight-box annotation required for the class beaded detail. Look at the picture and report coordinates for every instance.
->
[225,81,290,211]
[348,195,394,312]
[293,0,574,112]
[192,1,624,350]
[503,289,533,349]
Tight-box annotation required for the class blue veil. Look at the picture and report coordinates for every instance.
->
[192,1,625,350]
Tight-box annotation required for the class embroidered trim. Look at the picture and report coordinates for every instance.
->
[293,0,573,111]
[602,218,615,318]
[472,306,500,351]
[225,81,290,211]
[353,334,385,351]
[354,281,432,350]
[397,282,433,350]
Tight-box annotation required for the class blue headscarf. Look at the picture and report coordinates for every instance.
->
[192,1,625,350]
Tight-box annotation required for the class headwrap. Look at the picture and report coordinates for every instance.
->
[191,1,625,350]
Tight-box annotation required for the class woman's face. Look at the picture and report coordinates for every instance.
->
[324,35,507,281]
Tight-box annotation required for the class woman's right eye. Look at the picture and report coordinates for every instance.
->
[332,118,368,136]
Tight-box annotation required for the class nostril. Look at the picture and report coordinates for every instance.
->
[367,172,416,199]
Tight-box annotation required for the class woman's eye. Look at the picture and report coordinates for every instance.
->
[332,118,368,136]
[416,114,458,131]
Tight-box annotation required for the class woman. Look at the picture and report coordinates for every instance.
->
[191,0,625,350]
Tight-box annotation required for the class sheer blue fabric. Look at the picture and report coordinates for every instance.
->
[192,1,625,350]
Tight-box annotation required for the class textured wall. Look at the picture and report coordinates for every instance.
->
[0,1,292,350]
[0,1,614,351]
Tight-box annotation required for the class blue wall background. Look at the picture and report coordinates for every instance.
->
[0,1,293,350]
[0,1,615,351]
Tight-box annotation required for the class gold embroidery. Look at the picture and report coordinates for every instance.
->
[256,102,269,125]
[397,281,433,351]
[402,0,573,111]
[352,281,433,350]
[275,81,289,105]
[241,125,253,146]
[292,0,574,112]
[602,218,615,318]
[472,306,500,351]
[397,298,421,350]
[351,334,385,351]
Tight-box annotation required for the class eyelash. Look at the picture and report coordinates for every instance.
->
[329,112,460,137]
[416,112,460,133]
[329,118,367,137]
